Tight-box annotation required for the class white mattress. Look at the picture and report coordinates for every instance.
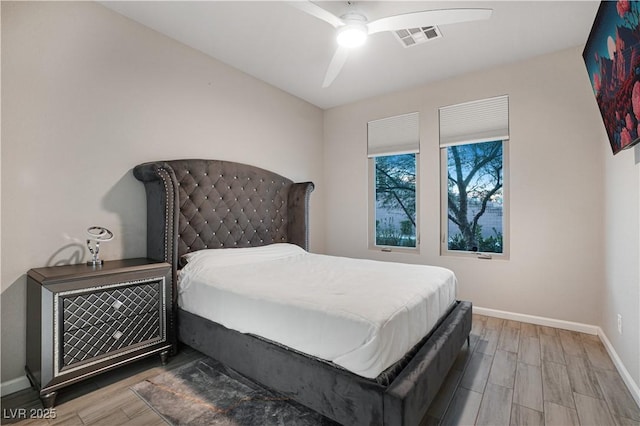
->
[178,244,457,379]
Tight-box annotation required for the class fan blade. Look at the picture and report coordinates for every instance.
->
[287,1,344,28]
[323,46,349,88]
[367,8,492,34]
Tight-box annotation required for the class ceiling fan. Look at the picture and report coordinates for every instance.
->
[288,1,493,87]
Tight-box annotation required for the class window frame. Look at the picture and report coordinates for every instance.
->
[368,153,420,253]
[440,140,510,260]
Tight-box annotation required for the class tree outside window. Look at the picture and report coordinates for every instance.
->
[446,140,503,253]
[374,153,417,248]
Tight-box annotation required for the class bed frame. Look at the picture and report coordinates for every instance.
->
[134,159,471,426]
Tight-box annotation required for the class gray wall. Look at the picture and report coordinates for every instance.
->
[602,133,640,391]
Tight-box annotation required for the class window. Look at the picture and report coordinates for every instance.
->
[368,112,419,250]
[443,140,506,253]
[374,154,417,247]
[439,96,509,257]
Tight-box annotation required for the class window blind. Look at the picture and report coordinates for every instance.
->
[439,95,509,147]
[367,112,419,157]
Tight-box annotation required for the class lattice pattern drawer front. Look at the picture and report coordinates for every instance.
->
[63,282,160,332]
[62,310,161,368]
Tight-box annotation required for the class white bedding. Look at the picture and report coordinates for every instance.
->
[178,244,457,379]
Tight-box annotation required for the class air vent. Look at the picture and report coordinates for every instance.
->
[394,26,441,47]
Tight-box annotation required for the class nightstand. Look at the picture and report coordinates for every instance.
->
[25,258,173,408]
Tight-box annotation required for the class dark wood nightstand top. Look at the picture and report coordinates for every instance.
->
[28,258,171,285]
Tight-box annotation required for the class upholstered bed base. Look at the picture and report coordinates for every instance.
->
[133,159,472,425]
[179,301,471,426]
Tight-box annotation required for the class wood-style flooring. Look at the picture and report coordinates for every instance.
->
[424,314,640,425]
[2,314,639,425]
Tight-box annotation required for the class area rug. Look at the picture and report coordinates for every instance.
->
[131,357,338,425]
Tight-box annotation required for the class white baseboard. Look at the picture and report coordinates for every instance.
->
[473,306,599,334]
[598,329,640,408]
[475,306,640,407]
[1,375,31,397]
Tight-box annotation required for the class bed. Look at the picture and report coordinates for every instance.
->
[133,159,471,426]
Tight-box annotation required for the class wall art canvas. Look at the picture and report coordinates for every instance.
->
[583,0,640,154]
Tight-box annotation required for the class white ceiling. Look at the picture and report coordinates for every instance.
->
[100,1,600,109]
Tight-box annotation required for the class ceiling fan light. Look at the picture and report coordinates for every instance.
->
[337,24,367,48]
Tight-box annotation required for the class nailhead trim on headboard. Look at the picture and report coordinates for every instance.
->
[157,168,172,265]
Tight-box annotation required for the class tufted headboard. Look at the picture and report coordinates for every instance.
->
[133,159,314,273]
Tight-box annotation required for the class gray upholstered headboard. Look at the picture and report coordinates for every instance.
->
[133,159,314,272]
